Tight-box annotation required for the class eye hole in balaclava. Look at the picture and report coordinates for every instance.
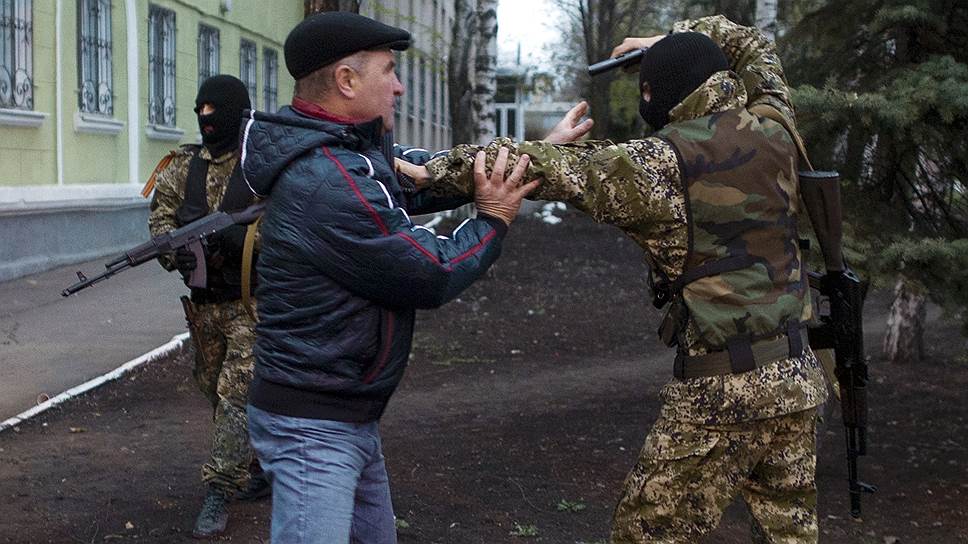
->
[194,75,252,156]
[638,32,729,131]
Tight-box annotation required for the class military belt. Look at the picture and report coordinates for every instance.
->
[674,326,807,380]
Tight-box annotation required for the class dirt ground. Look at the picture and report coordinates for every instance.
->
[1,213,966,544]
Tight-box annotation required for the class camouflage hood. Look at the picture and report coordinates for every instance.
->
[667,70,749,126]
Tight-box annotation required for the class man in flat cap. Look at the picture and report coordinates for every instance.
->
[239,11,538,543]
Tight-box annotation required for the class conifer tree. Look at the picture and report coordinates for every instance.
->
[781,0,968,362]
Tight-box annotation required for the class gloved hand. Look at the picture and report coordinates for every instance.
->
[174,246,197,283]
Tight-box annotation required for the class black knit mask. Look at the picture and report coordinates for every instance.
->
[195,75,251,156]
[638,32,729,131]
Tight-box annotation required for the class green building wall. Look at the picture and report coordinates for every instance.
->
[0,0,301,282]
[1,2,57,187]
[0,0,300,189]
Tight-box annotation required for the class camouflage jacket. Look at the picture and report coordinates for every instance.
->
[424,16,827,423]
[147,145,259,272]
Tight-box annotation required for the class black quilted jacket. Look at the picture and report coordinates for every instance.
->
[241,107,506,422]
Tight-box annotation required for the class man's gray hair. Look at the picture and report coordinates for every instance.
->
[293,52,368,102]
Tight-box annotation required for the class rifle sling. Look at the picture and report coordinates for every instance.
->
[748,104,814,171]
[241,214,261,322]
[813,347,840,399]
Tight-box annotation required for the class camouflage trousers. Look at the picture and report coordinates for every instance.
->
[611,408,818,544]
[189,298,257,496]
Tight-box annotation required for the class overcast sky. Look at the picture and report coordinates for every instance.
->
[497,0,561,68]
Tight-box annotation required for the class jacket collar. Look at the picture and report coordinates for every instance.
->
[668,70,748,124]
[290,97,385,150]
[291,97,358,124]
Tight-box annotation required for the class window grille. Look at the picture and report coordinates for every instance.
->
[77,0,112,114]
[239,39,257,105]
[262,47,277,112]
[0,0,33,110]
[197,24,219,87]
[147,4,176,126]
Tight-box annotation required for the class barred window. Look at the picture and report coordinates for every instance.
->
[197,24,219,87]
[77,0,112,115]
[262,47,277,112]
[147,4,176,126]
[239,39,256,105]
[0,0,33,110]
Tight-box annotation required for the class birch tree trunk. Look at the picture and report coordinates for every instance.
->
[883,276,926,364]
[471,0,498,144]
[755,0,778,41]
[448,0,477,145]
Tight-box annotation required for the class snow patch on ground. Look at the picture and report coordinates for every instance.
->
[534,202,567,224]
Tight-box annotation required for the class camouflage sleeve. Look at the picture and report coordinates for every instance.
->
[673,15,796,121]
[425,136,683,229]
[147,154,189,271]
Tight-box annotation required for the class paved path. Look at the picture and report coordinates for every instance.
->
[0,257,186,421]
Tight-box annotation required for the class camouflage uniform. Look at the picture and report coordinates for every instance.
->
[424,16,828,543]
[148,146,258,496]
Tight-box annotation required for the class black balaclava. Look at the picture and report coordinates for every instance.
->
[638,32,729,131]
[194,75,251,157]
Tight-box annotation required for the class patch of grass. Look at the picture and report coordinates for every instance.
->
[556,498,587,512]
[394,518,410,529]
[510,522,539,537]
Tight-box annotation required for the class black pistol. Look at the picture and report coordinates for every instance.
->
[588,48,647,77]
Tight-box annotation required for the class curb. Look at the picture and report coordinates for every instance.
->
[0,332,190,433]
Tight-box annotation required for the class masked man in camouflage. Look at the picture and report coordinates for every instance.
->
[147,75,268,539]
[404,15,828,544]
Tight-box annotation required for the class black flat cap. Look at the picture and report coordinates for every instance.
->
[285,12,411,80]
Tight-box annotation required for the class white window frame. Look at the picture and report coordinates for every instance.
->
[0,0,33,111]
[147,4,176,127]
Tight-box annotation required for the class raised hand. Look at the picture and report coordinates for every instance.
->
[611,35,666,60]
[544,101,594,144]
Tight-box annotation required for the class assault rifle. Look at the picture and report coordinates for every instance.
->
[61,201,266,297]
[800,170,876,518]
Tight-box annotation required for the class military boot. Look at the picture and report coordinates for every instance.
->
[192,487,229,539]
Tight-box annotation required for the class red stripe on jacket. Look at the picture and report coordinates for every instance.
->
[321,146,498,270]
[322,146,389,236]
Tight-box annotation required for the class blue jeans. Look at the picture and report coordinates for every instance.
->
[247,405,397,544]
